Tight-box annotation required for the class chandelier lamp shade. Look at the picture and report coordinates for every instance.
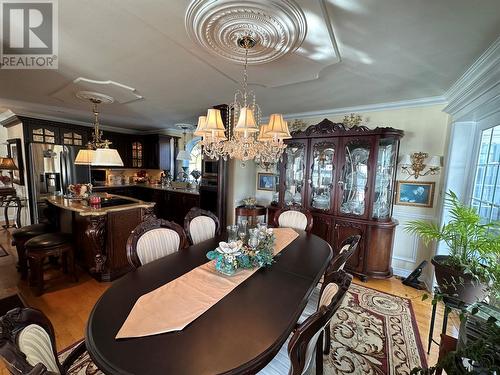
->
[0,157,18,171]
[92,148,124,167]
[199,35,290,166]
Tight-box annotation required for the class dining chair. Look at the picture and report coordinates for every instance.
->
[273,207,313,233]
[126,218,188,268]
[183,207,220,245]
[258,270,352,375]
[0,307,90,375]
[325,234,361,277]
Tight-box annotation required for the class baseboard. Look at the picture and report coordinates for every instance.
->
[392,266,411,278]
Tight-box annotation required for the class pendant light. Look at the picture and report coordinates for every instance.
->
[76,98,124,167]
[176,125,193,161]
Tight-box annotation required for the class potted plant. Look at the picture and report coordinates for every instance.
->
[405,191,500,304]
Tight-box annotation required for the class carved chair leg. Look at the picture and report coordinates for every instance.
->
[315,330,324,375]
[323,323,331,355]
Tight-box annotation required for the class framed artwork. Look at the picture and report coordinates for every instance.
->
[7,138,24,185]
[257,173,276,191]
[395,181,435,208]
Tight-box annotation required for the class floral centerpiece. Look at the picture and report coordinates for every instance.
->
[207,227,275,276]
[242,196,257,208]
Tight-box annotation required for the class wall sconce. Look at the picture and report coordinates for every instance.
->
[399,152,441,179]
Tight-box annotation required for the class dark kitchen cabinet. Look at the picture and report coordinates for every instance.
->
[143,135,176,171]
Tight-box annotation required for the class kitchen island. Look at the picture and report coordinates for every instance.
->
[92,184,201,225]
[47,194,155,281]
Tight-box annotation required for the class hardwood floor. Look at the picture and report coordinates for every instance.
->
[0,227,459,374]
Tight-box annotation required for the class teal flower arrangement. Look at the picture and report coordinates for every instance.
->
[207,228,276,276]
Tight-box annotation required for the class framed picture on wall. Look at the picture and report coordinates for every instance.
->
[257,173,276,191]
[7,138,24,185]
[395,181,435,208]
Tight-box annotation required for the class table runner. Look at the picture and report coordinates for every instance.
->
[116,227,299,339]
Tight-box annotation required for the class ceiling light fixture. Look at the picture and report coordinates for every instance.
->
[177,124,193,161]
[197,35,291,166]
[76,99,124,167]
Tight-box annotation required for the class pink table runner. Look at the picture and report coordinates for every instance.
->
[116,227,299,339]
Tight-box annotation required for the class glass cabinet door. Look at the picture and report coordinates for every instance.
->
[338,138,371,217]
[308,140,336,212]
[372,137,397,219]
[282,141,307,206]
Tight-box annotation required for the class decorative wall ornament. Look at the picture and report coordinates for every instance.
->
[288,119,309,132]
[399,152,441,179]
[185,0,307,65]
[342,113,370,128]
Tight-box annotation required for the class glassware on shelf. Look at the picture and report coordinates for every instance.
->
[372,138,397,219]
[339,141,370,216]
[283,143,305,206]
[310,142,335,211]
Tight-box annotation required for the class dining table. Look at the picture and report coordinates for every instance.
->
[85,230,332,375]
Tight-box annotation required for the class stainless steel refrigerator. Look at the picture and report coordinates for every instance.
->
[28,143,90,223]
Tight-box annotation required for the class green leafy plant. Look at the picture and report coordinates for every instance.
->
[405,191,500,293]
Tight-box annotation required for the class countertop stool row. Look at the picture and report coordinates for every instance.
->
[12,224,78,296]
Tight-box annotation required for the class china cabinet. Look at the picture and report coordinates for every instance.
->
[269,119,403,280]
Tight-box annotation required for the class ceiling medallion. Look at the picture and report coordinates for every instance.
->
[186,0,307,64]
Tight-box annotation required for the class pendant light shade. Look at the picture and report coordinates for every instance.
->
[176,149,191,161]
[75,149,95,165]
[265,114,291,139]
[193,115,207,137]
[234,107,258,133]
[92,148,124,167]
[257,123,272,141]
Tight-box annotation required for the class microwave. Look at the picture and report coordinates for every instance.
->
[202,159,218,177]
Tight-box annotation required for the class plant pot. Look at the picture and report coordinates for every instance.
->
[432,255,489,305]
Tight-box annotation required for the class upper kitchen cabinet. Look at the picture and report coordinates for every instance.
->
[20,116,91,145]
[143,134,176,171]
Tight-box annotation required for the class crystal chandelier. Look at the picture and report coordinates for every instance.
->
[194,35,291,166]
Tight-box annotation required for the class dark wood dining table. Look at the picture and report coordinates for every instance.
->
[85,231,332,375]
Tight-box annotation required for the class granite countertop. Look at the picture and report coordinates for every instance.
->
[46,193,155,216]
[92,183,200,196]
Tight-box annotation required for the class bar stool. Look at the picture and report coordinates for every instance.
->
[12,223,53,279]
[25,233,77,296]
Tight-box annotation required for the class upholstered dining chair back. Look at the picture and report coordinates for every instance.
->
[184,207,220,245]
[288,270,352,375]
[273,208,313,233]
[0,307,87,375]
[328,234,361,273]
[127,218,188,268]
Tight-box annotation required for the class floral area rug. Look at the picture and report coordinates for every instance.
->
[323,284,427,375]
[58,284,427,375]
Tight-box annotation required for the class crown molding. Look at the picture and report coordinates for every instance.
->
[2,110,141,134]
[443,36,500,120]
[282,96,447,121]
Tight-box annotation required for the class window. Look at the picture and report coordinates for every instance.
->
[471,125,500,223]
[188,142,202,174]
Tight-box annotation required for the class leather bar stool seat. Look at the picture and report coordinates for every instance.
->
[26,232,77,296]
[25,233,72,250]
[12,223,53,279]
